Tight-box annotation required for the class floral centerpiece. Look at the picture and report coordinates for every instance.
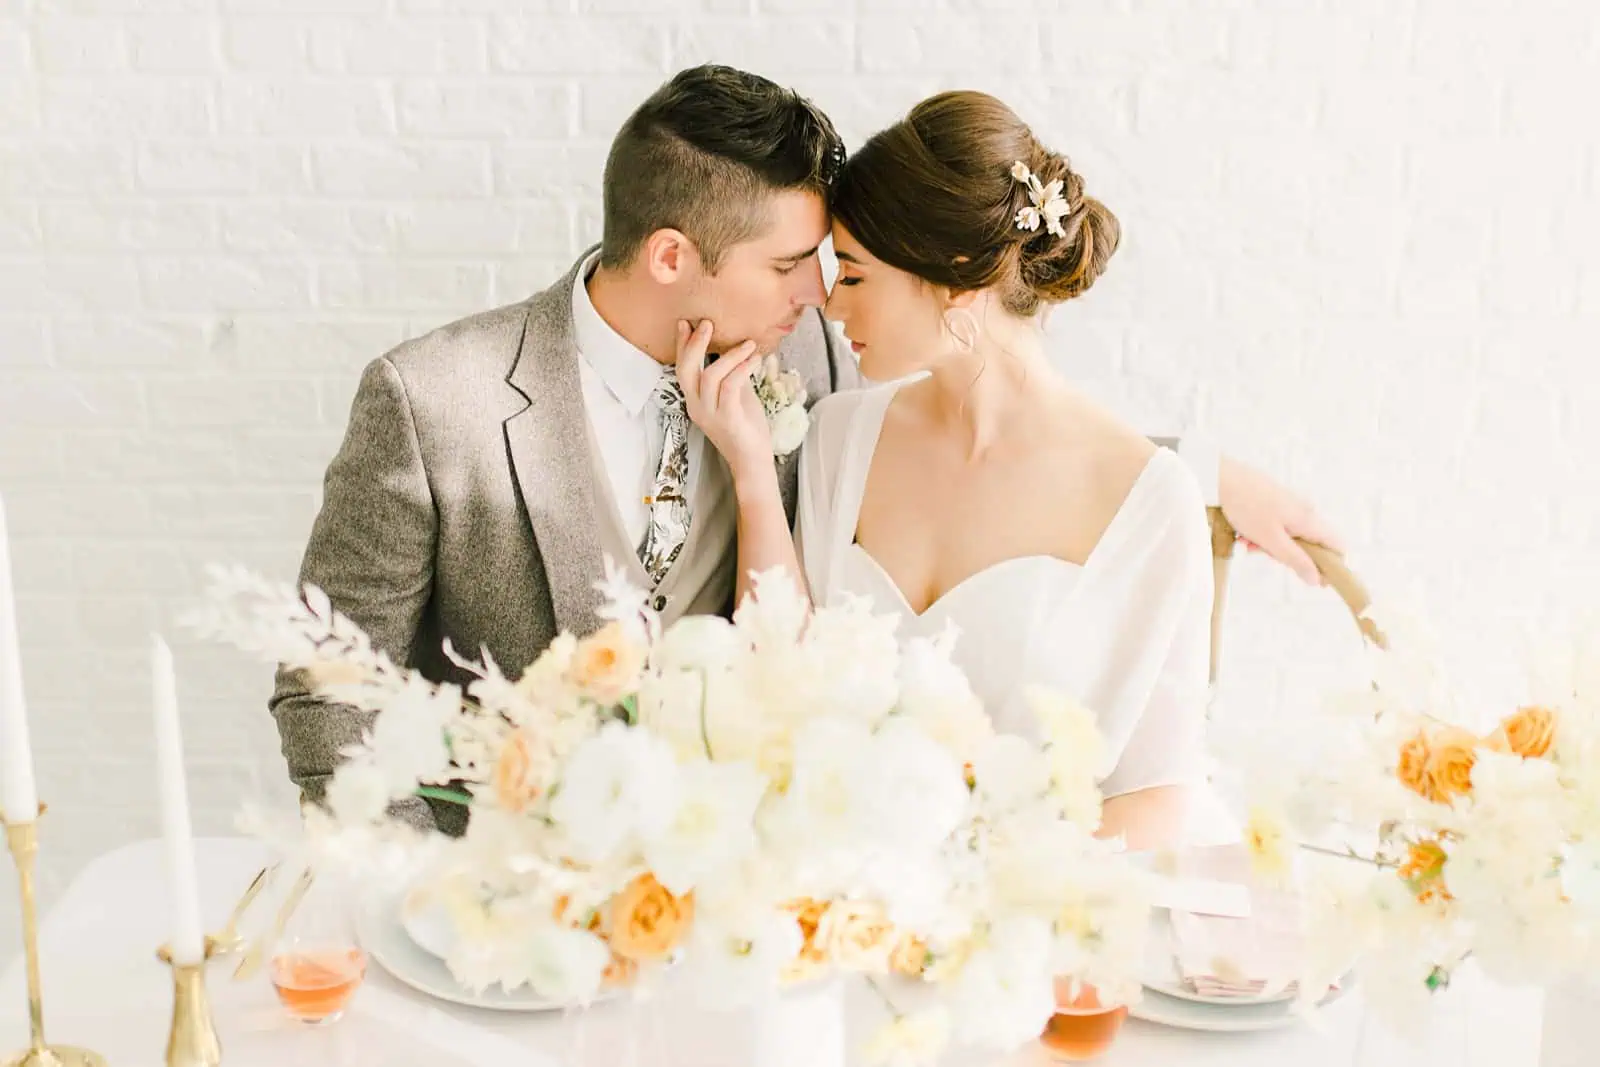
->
[187,563,1153,1064]
[1235,611,1600,1023]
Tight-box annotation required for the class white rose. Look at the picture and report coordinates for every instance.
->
[971,734,1051,815]
[645,759,768,896]
[866,718,969,853]
[522,924,611,1004]
[769,402,810,456]
[655,614,743,674]
[549,720,681,863]
[947,916,1056,1050]
[898,634,993,762]
[682,901,804,1007]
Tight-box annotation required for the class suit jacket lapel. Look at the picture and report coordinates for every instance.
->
[505,257,608,638]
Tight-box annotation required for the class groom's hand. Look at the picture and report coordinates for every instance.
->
[675,319,771,484]
[1219,457,1345,587]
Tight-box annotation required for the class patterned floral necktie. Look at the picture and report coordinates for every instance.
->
[638,371,691,586]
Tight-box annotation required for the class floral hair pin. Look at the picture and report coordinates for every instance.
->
[1010,161,1071,238]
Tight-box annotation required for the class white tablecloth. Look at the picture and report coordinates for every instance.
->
[0,838,1548,1066]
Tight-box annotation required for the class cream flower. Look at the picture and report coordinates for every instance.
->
[1010,160,1071,238]
[864,1008,952,1067]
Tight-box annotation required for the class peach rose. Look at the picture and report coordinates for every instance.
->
[1487,704,1558,760]
[608,873,693,963]
[491,729,542,814]
[816,901,896,973]
[888,933,930,977]
[603,950,639,989]
[567,622,647,705]
[1424,727,1479,802]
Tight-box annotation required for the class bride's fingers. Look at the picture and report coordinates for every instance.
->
[712,346,761,410]
[674,319,713,399]
[698,340,757,409]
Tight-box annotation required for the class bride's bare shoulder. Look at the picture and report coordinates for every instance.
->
[1046,392,1159,488]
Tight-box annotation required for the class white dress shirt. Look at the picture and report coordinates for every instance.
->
[572,251,710,549]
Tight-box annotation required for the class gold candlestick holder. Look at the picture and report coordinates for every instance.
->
[155,939,221,1067]
[2,804,108,1067]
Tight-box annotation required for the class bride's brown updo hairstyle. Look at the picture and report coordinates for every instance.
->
[829,90,1120,318]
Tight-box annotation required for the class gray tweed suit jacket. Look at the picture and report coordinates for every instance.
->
[270,250,861,830]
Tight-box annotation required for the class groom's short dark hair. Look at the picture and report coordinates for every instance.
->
[599,65,844,274]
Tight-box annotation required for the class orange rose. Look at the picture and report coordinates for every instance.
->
[1396,730,1432,798]
[491,729,542,814]
[1397,727,1479,803]
[608,874,693,963]
[1487,705,1558,760]
[780,897,831,983]
[1399,838,1451,904]
[567,622,646,705]
[1425,727,1479,802]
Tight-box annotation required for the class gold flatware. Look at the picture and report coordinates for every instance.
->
[211,865,274,956]
[232,867,313,981]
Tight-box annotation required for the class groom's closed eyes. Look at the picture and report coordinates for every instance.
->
[774,246,820,275]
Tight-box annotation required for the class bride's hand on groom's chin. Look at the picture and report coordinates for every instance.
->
[1218,457,1345,588]
[674,319,776,484]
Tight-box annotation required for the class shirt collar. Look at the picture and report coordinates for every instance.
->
[570,249,666,417]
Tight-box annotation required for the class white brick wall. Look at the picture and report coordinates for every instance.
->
[2,0,1598,953]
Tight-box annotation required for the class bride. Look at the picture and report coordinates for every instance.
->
[681,90,1229,850]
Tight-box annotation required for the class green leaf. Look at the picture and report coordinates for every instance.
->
[415,786,474,806]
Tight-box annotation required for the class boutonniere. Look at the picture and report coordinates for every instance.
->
[754,354,809,457]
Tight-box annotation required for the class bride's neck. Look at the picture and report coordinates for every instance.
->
[924,329,1058,457]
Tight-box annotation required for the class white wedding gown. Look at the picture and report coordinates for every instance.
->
[796,382,1237,844]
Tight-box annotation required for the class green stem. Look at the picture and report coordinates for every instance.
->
[1297,841,1401,870]
[697,670,715,761]
[415,785,474,806]
[866,976,902,1020]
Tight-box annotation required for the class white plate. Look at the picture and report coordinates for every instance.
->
[1139,911,1298,1007]
[1129,975,1353,1033]
[356,893,619,1013]
[398,890,457,960]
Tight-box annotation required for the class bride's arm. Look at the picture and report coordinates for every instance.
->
[730,463,810,609]
[675,320,811,609]
[1089,469,1217,852]
[1097,786,1194,852]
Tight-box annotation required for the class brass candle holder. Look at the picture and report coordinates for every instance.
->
[2,804,108,1067]
[155,938,221,1067]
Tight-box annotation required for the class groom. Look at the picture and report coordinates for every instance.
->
[271,64,1337,830]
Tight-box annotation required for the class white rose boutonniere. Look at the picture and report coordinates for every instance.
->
[753,354,810,457]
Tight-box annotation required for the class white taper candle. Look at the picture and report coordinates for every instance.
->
[0,491,39,824]
[152,634,206,965]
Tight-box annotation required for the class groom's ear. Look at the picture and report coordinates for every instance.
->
[642,229,700,284]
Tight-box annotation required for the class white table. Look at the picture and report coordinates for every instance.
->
[1,838,1547,1066]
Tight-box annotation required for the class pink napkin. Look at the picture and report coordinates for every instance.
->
[1164,846,1325,1000]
